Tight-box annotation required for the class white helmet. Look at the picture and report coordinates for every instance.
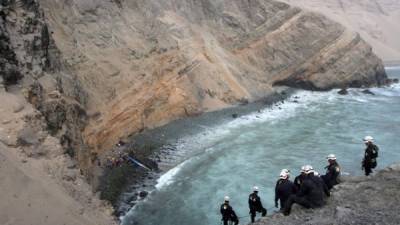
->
[280,171,289,179]
[281,169,290,174]
[300,165,306,173]
[253,186,259,192]
[326,154,336,160]
[224,196,230,202]
[314,171,320,176]
[363,136,374,143]
[304,165,314,174]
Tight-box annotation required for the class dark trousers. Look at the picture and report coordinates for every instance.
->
[321,175,333,190]
[223,218,239,225]
[365,166,373,176]
[250,207,267,223]
[283,195,313,215]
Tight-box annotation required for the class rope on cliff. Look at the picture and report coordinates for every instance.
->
[127,156,152,171]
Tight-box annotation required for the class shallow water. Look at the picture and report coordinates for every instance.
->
[122,68,400,225]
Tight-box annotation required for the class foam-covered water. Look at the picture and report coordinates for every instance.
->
[122,68,400,225]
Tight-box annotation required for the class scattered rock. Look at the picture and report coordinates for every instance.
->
[361,89,375,95]
[338,88,349,95]
[393,79,399,83]
[12,102,25,113]
[17,126,40,146]
[232,113,239,118]
[2,119,12,125]
[139,191,148,198]
[63,170,77,182]
[66,159,77,169]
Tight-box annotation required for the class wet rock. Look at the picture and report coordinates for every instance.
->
[362,89,375,95]
[338,88,349,95]
[232,113,239,118]
[393,79,399,83]
[139,191,148,198]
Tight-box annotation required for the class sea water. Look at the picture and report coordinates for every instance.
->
[123,68,400,225]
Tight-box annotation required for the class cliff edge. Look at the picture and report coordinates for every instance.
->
[252,164,400,225]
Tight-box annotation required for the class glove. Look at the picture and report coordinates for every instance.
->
[275,202,279,208]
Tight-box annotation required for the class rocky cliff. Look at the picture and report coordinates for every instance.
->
[252,164,400,225]
[1,0,387,173]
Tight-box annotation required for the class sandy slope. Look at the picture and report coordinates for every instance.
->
[0,88,117,225]
[281,0,400,62]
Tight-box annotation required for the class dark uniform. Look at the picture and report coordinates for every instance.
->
[362,143,379,176]
[248,192,267,223]
[283,173,329,215]
[275,179,297,210]
[294,173,305,190]
[220,202,239,225]
[321,162,341,190]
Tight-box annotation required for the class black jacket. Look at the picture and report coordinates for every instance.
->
[248,192,264,211]
[275,179,297,207]
[296,174,327,207]
[364,144,379,161]
[220,203,238,220]
[294,174,305,190]
[324,162,341,187]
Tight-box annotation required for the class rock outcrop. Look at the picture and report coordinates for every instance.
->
[281,0,400,63]
[252,164,400,225]
[38,0,386,159]
[1,0,387,173]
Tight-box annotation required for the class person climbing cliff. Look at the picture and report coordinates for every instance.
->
[362,136,379,176]
[275,169,297,211]
[321,154,341,189]
[220,196,239,225]
[248,186,267,223]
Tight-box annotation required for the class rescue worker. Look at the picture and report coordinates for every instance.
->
[321,154,341,190]
[294,166,306,190]
[275,169,297,211]
[248,186,267,223]
[283,165,329,216]
[362,136,379,176]
[220,196,239,225]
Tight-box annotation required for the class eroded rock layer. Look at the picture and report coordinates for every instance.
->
[1,0,387,171]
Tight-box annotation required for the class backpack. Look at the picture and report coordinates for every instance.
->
[371,145,379,159]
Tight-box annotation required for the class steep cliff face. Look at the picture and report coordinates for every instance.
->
[36,0,386,160]
[1,0,387,172]
[281,0,400,63]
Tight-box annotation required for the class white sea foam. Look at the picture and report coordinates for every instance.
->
[385,66,400,71]
[155,159,190,190]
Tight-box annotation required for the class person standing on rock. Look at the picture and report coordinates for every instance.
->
[275,169,297,211]
[220,196,239,225]
[321,154,341,190]
[248,186,267,223]
[362,136,379,176]
[294,166,306,190]
[283,165,329,216]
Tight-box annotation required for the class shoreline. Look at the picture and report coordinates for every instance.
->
[112,87,297,218]
[112,68,400,221]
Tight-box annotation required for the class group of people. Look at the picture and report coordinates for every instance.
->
[220,136,379,224]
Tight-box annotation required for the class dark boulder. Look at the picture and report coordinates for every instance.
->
[338,88,349,95]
